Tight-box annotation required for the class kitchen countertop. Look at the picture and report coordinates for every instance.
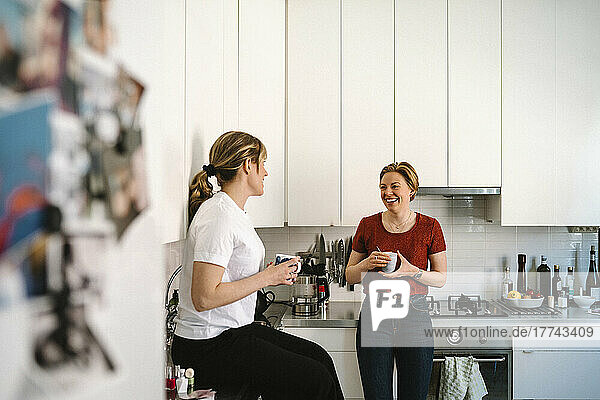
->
[276,301,600,329]
[280,301,362,328]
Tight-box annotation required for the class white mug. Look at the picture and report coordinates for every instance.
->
[382,252,398,273]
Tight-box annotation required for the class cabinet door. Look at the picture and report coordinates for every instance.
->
[223,0,239,131]
[448,0,501,187]
[513,349,600,399]
[341,0,394,225]
[501,0,556,225]
[239,0,285,227]
[555,0,600,226]
[282,328,362,399]
[395,0,447,187]
[287,0,340,226]
[282,327,357,351]
[330,352,364,399]
[185,0,225,228]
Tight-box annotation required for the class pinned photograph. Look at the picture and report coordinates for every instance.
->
[0,98,52,297]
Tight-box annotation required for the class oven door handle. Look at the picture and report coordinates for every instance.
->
[433,356,506,363]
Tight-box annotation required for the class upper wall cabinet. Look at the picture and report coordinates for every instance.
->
[287,0,341,226]
[185,0,226,216]
[554,0,600,226]
[186,0,285,229]
[239,0,285,227]
[448,0,501,187]
[395,0,447,187]
[502,0,600,226]
[394,0,501,189]
[341,0,394,226]
[502,0,556,226]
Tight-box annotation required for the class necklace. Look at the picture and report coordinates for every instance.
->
[384,211,414,231]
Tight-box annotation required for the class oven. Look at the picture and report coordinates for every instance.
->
[425,295,512,399]
[428,349,512,400]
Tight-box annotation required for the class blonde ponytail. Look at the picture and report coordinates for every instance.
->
[188,169,214,226]
[188,131,267,225]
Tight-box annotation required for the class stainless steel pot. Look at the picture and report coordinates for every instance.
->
[291,275,319,316]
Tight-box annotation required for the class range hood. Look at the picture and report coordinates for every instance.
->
[417,187,500,196]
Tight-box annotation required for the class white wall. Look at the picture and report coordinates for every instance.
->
[6,2,179,398]
[110,0,187,242]
[80,2,184,398]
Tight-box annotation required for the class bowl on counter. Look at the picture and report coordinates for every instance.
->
[573,295,596,308]
[502,296,544,308]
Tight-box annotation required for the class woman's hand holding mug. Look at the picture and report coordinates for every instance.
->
[363,251,392,272]
[266,257,300,286]
[379,251,420,278]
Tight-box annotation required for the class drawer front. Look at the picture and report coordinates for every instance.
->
[283,327,357,352]
[513,350,600,399]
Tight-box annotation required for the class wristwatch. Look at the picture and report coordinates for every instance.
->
[412,270,423,280]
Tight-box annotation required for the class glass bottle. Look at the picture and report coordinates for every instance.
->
[566,266,575,304]
[502,266,514,298]
[551,264,562,305]
[536,255,551,305]
[585,245,600,300]
[517,254,527,293]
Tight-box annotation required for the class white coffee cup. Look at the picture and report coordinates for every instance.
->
[382,252,398,273]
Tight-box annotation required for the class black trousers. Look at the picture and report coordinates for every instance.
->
[171,322,344,400]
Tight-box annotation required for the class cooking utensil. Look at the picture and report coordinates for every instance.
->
[318,234,326,265]
[346,236,354,291]
[331,240,337,282]
[338,239,346,287]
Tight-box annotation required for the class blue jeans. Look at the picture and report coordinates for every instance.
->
[356,295,434,400]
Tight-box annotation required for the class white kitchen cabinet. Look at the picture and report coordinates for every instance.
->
[239,0,285,227]
[331,352,364,399]
[341,0,394,225]
[502,0,600,226]
[448,0,501,187]
[185,0,226,228]
[223,0,239,131]
[186,0,285,229]
[501,0,557,226]
[395,0,447,187]
[513,349,600,399]
[283,327,363,399]
[554,0,600,226]
[287,0,340,226]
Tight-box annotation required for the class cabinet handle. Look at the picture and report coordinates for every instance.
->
[433,356,505,363]
[522,350,534,353]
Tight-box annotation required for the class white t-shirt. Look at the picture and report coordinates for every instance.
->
[175,191,265,339]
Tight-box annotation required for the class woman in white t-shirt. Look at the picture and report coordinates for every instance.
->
[172,131,343,400]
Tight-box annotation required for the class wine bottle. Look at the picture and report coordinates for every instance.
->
[551,264,562,305]
[585,245,600,300]
[536,255,551,305]
[517,254,527,293]
[566,266,575,304]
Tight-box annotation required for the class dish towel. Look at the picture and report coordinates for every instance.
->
[438,356,488,400]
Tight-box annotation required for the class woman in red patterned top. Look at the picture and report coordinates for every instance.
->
[345,161,447,400]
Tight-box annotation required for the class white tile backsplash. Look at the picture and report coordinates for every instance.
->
[164,195,598,302]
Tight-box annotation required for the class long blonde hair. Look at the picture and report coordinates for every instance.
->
[379,161,419,201]
[188,131,267,225]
